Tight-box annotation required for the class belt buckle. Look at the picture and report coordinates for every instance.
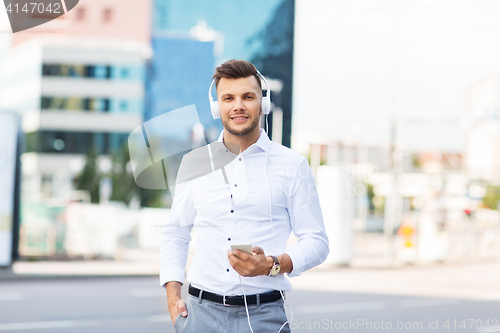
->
[222,295,237,306]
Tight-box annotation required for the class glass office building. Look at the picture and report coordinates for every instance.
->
[152,0,295,147]
[146,36,220,141]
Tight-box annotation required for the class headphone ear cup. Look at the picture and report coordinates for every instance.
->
[211,100,220,119]
[261,95,271,115]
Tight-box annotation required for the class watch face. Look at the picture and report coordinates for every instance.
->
[270,265,281,276]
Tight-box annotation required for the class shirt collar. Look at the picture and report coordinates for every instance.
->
[216,129,270,153]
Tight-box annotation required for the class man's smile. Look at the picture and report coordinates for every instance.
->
[231,115,249,123]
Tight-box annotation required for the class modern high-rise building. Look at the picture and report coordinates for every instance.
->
[0,9,11,62]
[152,0,282,61]
[0,0,153,201]
[0,37,150,200]
[152,0,295,147]
[11,0,152,47]
[146,32,220,140]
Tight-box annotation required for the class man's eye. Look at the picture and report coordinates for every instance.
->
[224,97,232,101]
[245,96,253,99]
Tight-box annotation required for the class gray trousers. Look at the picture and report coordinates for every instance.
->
[174,293,291,333]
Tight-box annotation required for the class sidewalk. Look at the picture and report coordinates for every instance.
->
[0,249,161,280]
[295,257,500,301]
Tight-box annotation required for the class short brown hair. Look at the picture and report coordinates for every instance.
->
[212,59,262,90]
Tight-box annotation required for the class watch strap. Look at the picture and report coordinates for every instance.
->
[268,255,280,276]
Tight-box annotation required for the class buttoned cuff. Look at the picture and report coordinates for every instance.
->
[159,267,186,288]
[284,246,306,278]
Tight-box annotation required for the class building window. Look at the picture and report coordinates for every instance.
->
[120,101,128,111]
[25,131,128,155]
[105,66,112,79]
[103,8,113,23]
[76,8,86,21]
[41,97,111,112]
[121,68,129,78]
[42,64,114,79]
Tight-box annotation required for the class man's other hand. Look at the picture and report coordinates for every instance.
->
[166,281,188,326]
[227,245,273,277]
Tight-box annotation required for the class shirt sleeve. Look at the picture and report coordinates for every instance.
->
[159,181,195,287]
[284,158,330,277]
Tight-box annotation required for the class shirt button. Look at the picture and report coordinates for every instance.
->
[228,238,231,241]
[230,210,234,213]
[226,269,230,272]
[239,158,242,161]
[234,184,237,187]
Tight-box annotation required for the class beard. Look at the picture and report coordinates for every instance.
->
[221,115,260,136]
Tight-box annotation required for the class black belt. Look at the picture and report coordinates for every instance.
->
[188,284,283,306]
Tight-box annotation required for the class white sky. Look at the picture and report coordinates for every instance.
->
[293,0,500,153]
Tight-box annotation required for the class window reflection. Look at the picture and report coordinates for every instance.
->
[26,131,129,155]
[41,97,111,112]
[42,64,113,79]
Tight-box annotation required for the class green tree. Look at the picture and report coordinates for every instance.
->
[482,185,500,210]
[367,183,375,213]
[109,143,166,208]
[139,186,166,208]
[109,144,137,205]
[75,144,166,207]
[74,148,101,203]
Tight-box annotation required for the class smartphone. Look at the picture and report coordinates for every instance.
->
[231,244,253,255]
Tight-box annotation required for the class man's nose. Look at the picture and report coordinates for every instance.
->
[233,97,244,110]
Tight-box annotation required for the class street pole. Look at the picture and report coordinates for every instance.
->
[356,0,438,264]
[385,2,401,264]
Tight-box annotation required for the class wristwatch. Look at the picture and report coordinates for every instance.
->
[268,255,281,276]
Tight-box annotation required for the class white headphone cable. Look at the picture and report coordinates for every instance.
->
[265,113,269,135]
[239,275,255,333]
[239,142,293,333]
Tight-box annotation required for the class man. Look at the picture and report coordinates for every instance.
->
[160,59,329,332]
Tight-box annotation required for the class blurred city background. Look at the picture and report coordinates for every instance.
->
[1,0,500,332]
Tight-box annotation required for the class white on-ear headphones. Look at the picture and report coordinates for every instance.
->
[208,70,272,119]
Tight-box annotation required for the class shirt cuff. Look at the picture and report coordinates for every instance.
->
[159,266,186,288]
[284,246,306,278]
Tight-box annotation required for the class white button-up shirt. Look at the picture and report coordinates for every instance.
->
[160,129,329,295]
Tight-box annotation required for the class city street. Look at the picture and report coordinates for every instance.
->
[1,259,499,333]
[2,1,500,333]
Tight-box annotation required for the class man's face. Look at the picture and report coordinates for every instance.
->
[217,76,262,137]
